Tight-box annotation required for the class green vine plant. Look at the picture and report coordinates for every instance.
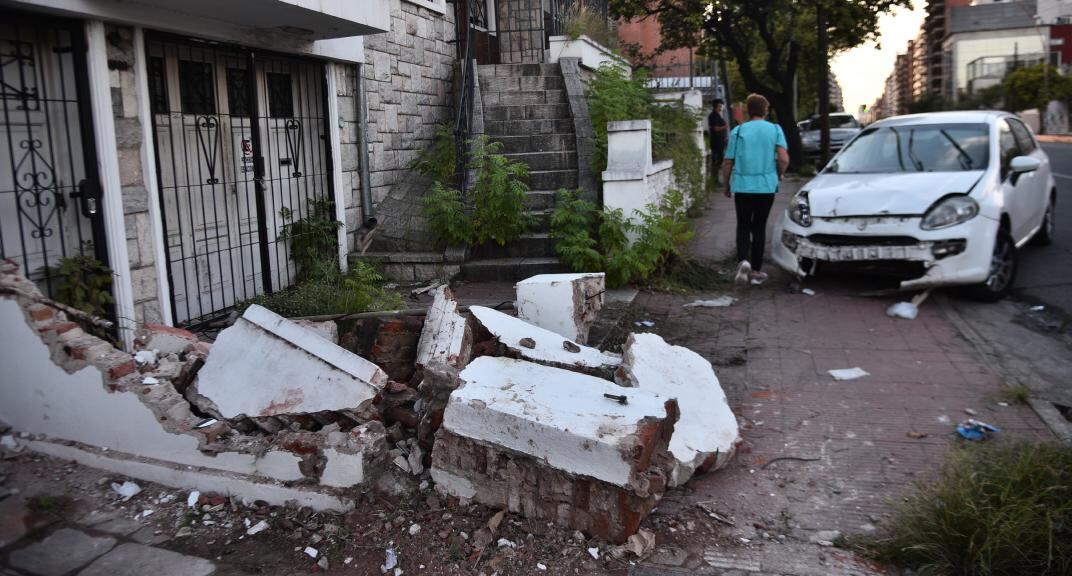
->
[421,136,533,247]
[409,123,457,184]
[278,198,343,282]
[50,254,115,317]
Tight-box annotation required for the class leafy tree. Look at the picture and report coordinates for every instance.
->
[1004,63,1072,118]
[610,0,910,165]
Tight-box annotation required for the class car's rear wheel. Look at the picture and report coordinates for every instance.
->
[968,228,1017,302]
[1030,193,1055,246]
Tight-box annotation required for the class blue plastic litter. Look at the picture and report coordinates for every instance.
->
[956,419,1001,440]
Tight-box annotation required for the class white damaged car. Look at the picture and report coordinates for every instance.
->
[774,111,1056,301]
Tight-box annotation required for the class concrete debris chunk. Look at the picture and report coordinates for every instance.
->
[469,306,620,377]
[193,305,387,419]
[414,286,471,370]
[516,273,605,343]
[432,357,677,543]
[829,367,869,381]
[293,319,340,343]
[615,333,740,486]
[111,481,141,501]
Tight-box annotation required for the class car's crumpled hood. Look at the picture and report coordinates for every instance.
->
[805,171,984,217]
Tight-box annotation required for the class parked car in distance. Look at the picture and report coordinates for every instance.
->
[798,112,862,159]
[774,111,1056,301]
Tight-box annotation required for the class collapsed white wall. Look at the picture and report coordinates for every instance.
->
[515,273,605,344]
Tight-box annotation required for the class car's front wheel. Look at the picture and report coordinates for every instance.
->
[968,228,1017,302]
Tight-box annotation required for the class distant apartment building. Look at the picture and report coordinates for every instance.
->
[924,0,973,96]
[912,30,929,101]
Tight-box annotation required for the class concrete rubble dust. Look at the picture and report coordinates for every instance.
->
[0,264,741,561]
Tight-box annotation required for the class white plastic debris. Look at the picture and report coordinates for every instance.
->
[635,320,655,328]
[801,288,816,296]
[344,557,353,565]
[139,509,153,519]
[187,491,200,508]
[408,524,421,536]
[886,302,919,320]
[588,547,600,559]
[304,546,318,558]
[317,557,329,570]
[1030,305,1045,312]
[829,367,870,381]
[381,548,398,572]
[111,481,142,501]
[247,520,269,536]
[194,418,218,429]
[683,296,736,308]
[497,538,516,548]
[142,376,160,385]
[133,349,157,366]
[537,563,548,570]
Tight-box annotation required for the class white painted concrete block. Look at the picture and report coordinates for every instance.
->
[469,306,620,375]
[516,273,604,344]
[196,305,386,419]
[444,357,673,488]
[616,333,740,486]
[415,286,471,369]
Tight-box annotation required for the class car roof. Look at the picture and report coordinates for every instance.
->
[870,110,1008,127]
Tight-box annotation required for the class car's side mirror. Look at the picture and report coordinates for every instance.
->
[1010,156,1041,174]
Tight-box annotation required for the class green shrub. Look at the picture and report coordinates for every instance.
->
[421,137,532,247]
[587,64,652,175]
[278,198,343,282]
[240,261,403,318]
[550,188,692,288]
[862,440,1072,576]
[409,123,457,183]
[51,254,114,317]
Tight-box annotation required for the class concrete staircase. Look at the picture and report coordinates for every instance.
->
[461,63,577,282]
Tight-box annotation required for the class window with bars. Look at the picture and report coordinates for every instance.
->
[178,60,216,115]
[148,56,168,114]
[226,68,251,117]
[267,72,293,118]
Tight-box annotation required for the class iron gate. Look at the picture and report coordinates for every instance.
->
[146,34,334,326]
[0,11,109,298]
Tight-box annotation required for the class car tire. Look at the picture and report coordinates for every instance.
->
[1029,194,1055,246]
[968,228,1017,302]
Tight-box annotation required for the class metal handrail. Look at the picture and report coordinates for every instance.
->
[454,0,478,201]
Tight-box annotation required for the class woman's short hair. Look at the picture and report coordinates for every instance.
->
[746,93,769,118]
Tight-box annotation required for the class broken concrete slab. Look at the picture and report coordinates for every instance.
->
[469,306,620,377]
[415,286,472,370]
[133,324,199,356]
[293,319,340,344]
[318,421,387,488]
[432,357,678,543]
[435,356,676,489]
[616,333,740,486]
[194,305,387,419]
[516,273,605,343]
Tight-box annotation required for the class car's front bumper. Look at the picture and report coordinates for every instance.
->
[772,213,999,290]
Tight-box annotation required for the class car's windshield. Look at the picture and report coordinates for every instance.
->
[827,123,989,173]
[828,115,859,129]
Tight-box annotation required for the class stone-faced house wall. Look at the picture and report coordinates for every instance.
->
[358,0,457,253]
[106,25,164,325]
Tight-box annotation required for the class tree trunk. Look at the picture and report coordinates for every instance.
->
[817,2,831,166]
[772,97,803,167]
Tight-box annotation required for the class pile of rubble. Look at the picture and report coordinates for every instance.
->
[0,263,739,545]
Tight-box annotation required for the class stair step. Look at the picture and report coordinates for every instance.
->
[478,63,561,78]
[484,103,571,122]
[481,89,567,106]
[529,208,554,228]
[493,133,576,154]
[524,190,558,211]
[471,233,556,259]
[460,257,567,282]
[528,169,578,191]
[505,150,578,171]
[485,119,575,138]
[480,74,566,93]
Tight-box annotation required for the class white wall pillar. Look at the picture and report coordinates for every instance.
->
[85,20,136,347]
[324,62,349,273]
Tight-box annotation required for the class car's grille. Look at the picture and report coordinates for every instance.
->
[806,234,920,247]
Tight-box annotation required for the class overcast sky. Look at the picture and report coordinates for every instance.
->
[831,3,927,117]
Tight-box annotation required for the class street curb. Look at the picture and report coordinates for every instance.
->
[937,293,1072,443]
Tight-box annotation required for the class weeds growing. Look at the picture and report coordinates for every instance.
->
[861,440,1072,576]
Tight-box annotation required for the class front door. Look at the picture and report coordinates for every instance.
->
[146,35,332,326]
[0,12,110,300]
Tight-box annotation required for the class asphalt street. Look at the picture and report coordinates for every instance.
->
[1018,143,1072,314]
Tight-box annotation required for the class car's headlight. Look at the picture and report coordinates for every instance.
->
[788,190,812,227]
[920,195,979,230]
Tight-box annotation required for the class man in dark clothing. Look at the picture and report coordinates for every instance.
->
[708,99,728,179]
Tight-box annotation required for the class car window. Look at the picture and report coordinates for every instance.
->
[827,123,989,174]
[999,120,1021,178]
[829,115,860,129]
[1007,118,1037,153]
